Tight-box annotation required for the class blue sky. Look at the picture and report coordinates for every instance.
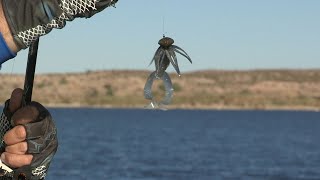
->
[1,0,320,74]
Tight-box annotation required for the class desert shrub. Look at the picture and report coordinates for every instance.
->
[104,84,113,96]
[59,77,68,85]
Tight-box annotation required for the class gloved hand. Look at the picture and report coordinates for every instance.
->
[1,0,118,49]
[0,89,58,180]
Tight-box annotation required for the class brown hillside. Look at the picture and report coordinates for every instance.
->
[1,70,320,110]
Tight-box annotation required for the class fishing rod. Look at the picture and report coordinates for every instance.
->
[22,39,39,106]
[14,39,40,180]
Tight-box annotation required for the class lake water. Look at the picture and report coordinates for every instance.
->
[1,107,320,179]
[41,108,320,180]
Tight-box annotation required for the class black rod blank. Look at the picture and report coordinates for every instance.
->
[22,39,39,106]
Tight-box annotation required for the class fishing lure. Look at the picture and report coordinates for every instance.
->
[144,36,192,109]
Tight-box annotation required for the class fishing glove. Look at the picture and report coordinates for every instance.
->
[0,100,58,180]
[1,0,118,49]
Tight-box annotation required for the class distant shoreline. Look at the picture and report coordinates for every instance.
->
[2,105,318,112]
[1,69,320,111]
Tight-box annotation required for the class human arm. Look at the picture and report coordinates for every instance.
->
[2,0,118,50]
[0,1,18,53]
[0,0,118,65]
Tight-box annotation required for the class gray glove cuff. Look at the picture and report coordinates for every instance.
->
[0,100,12,151]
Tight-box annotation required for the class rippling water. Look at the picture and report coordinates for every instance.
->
[8,108,320,179]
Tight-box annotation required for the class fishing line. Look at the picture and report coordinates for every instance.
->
[162,16,165,37]
[8,58,17,87]
[10,57,15,76]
